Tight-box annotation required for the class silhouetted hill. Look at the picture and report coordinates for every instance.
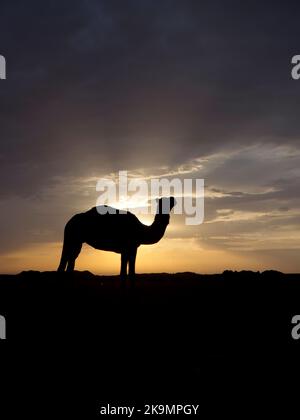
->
[1,270,299,416]
[1,270,299,352]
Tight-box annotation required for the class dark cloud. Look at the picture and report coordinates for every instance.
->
[1,1,300,193]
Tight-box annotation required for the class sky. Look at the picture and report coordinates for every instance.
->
[0,0,300,274]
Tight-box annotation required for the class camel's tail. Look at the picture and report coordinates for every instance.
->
[57,221,72,272]
[57,216,82,272]
[57,236,68,272]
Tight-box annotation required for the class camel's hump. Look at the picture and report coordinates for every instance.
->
[86,206,140,221]
[81,206,144,237]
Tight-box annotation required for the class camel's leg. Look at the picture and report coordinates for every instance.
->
[57,242,68,272]
[120,252,128,280]
[66,259,75,272]
[128,247,137,279]
[66,243,82,272]
[58,256,68,272]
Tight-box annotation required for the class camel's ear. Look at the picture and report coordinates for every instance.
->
[169,196,176,208]
[156,197,176,214]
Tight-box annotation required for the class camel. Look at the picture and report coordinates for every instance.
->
[57,197,176,278]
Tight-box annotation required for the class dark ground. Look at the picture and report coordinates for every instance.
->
[0,270,299,416]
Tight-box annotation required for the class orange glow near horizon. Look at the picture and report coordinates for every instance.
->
[0,238,297,275]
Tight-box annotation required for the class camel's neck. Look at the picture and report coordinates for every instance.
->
[140,214,170,245]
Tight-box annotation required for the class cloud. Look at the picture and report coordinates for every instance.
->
[1,1,300,198]
[1,1,300,271]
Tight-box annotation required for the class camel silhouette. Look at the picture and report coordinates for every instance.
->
[57,197,176,278]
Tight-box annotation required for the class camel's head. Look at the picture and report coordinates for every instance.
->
[156,196,176,215]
